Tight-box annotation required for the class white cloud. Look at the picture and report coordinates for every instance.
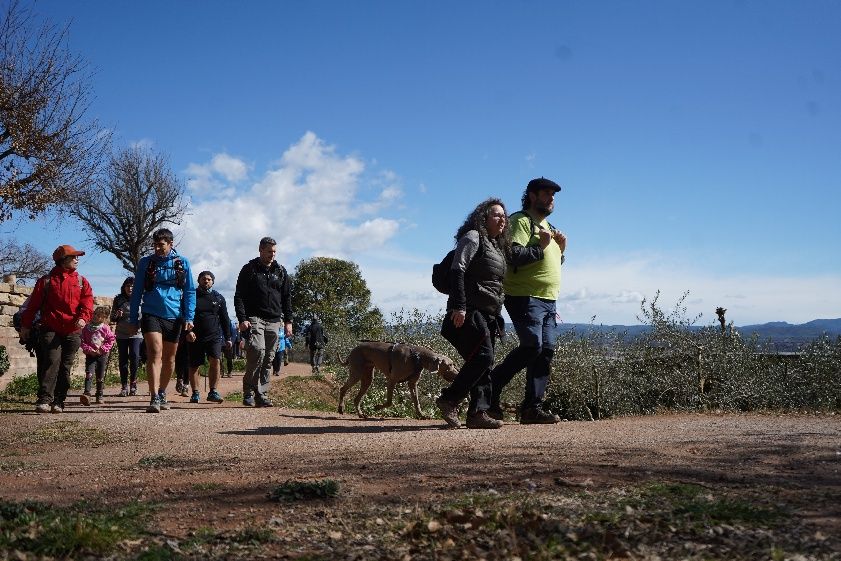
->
[175,132,402,300]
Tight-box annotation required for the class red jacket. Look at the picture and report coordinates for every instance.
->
[21,266,94,336]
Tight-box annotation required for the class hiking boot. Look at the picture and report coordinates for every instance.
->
[175,380,184,394]
[80,393,91,406]
[158,392,171,411]
[487,405,505,421]
[118,386,128,397]
[51,403,64,414]
[255,396,274,408]
[520,407,561,425]
[466,411,504,429]
[95,394,105,405]
[146,396,161,413]
[189,391,200,404]
[242,394,256,407]
[129,385,138,396]
[435,396,461,428]
[207,390,224,403]
[35,402,51,414]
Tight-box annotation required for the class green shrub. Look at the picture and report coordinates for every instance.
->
[0,346,9,377]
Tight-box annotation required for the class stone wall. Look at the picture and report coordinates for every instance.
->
[0,280,113,390]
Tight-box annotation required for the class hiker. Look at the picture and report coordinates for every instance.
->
[435,198,510,429]
[80,306,116,405]
[19,245,94,414]
[489,177,567,424]
[233,237,293,407]
[272,329,292,376]
[185,270,232,404]
[111,276,143,396]
[128,228,196,413]
[221,319,239,377]
[305,317,327,374]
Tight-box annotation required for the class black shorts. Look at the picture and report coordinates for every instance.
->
[141,315,183,343]
[187,339,223,368]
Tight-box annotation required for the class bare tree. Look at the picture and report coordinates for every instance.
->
[0,0,109,222]
[0,237,51,283]
[72,145,188,273]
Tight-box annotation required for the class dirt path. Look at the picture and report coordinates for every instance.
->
[1,363,840,547]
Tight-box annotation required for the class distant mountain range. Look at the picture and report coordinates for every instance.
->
[556,318,841,351]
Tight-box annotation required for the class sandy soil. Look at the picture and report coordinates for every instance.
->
[1,362,840,540]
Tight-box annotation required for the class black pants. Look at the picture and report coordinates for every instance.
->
[37,331,81,406]
[117,338,142,387]
[440,310,498,414]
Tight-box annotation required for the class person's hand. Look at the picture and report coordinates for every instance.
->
[537,228,552,249]
[239,320,251,332]
[225,340,233,350]
[553,230,567,252]
[75,318,86,329]
[186,331,197,343]
[451,309,466,328]
[185,321,194,332]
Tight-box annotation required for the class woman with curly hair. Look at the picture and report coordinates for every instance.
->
[435,197,511,429]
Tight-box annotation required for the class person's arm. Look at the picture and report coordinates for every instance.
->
[218,294,232,342]
[233,264,249,326]
[181,258,196,330]
[80,328,96,355]
[128,259,145,325]
[280,266,293,337]
[109,295,123,323]
[20,278,46,331]
[448,231,480,327]
[75,277,94,329]
[101,325,117,354]
[508,216,551,269]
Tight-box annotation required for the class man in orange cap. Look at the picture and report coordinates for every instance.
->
[20,245,94,413]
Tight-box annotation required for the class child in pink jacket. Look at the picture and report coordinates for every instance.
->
[80,306,116,405]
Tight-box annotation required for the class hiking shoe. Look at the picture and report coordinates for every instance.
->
[146,396,161,413]
[207,390,224,403]
[435,396,461,428]
[51,403,64,414]
[189,391,200,404]
[129,385,138,396]
[175,380,184,394]
[158,393,171,410]
[80,393,91,406]
[118,387,128,397]
[242,394,256,407]
[466,411,504,429]
[95,395,105,405]
[487,405,505,421]
[520,407,561,425]
[255,396,274,408]
[35,402,51,414]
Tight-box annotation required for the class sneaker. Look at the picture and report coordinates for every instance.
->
[435,396,461,428]
[146,396,161,413]
[175,380,184,394]
[466,411,504,429]
[158,392,171,410]
[207,390,224,403]
[189,391,200,404]
[242,394,256,407]
[80,394,91,406]
[255,396,274,408]
[520,407,561,425]
[118,387,128,397]
[487,405,505,421]
[129,385,137,396]
[51,403,64,414]
[35,402,51,414]
[95,395,105,405]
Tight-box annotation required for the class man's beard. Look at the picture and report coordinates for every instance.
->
[534,202,554,216]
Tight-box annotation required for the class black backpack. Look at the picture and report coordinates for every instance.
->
[431,250,456,295]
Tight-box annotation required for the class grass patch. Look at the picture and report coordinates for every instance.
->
[2,371,39,397]
[24,420,111,448]
[138,454,180,469]
[271,375,338,412]
[224,390,243,402]
[191,482,222,492]
[0,499,150,558]
[268,478,341,502]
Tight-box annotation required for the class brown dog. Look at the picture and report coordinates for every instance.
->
[337,341,458,419]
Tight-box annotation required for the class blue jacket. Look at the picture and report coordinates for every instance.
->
[129,250,196,324]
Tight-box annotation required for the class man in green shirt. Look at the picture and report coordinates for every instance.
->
[490,177,567,424]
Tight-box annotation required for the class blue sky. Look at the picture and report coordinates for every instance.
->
[4,0,840,326]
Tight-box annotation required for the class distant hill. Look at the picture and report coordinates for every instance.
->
[555,318,841,351]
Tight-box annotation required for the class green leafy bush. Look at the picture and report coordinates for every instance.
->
[0,345,9,377]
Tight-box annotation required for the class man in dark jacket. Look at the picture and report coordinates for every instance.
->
[233,237,293,407]
[305,317,328,373]
[186,270,232,404]
[20,245,94,414]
